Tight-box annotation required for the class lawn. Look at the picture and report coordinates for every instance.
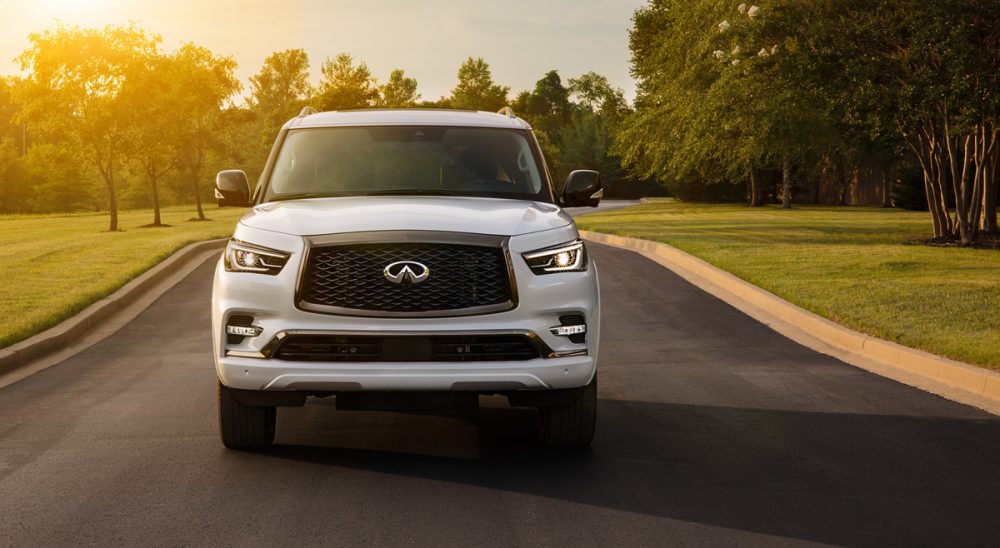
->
[0,205,245,349]
[576,201,1000,370]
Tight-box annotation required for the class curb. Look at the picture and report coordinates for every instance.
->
[0,239,227,377]
[581,230,1000,414]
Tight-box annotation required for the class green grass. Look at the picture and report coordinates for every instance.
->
[0,205,245,349]
[576,202,1000,370]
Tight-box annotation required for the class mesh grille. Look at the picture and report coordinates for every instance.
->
[300,243,513,314]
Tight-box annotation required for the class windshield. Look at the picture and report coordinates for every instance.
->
[263,126,552,202]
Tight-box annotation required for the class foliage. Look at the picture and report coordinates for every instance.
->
[167,44,240,220]
[1,24,638,217]
[378,69,420,108]
[620,0,999,240]
[249,49,313,129]
[16,23,161,231]
[316,53,379,111]
[512,70,571,144]
[874,0,1000,243]
[248,49,313,159]
[618,1,840,208]
[513,70,656,197]
[448,57,510,111]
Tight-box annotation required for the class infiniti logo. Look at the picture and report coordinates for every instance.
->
[383,261,430,285]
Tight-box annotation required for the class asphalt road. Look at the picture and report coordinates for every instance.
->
[2,243,1000,546]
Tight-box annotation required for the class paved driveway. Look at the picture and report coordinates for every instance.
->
[1,238,998,546]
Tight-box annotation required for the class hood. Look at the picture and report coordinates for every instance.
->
[239,196,573,237]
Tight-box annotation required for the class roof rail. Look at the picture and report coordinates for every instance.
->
[298,106,318,118]
[497,106,516,119]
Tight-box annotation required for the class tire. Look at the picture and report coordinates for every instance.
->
[538,375,597,448]
[218,381,276,450]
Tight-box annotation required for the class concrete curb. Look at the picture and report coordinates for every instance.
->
[581,230,1000,414]
[0,239,227,377]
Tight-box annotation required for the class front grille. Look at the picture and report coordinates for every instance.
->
[300,242,513,315]
[272,334,540,362]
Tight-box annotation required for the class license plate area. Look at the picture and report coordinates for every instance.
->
[380,337,432,361]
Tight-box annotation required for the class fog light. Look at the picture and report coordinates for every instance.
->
[226,325,263,337]
[550,324,586,337]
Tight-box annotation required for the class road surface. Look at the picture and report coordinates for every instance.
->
[1,242,999,546]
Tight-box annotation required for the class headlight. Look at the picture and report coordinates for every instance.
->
[522,240,587,274]
[224,239,290,275]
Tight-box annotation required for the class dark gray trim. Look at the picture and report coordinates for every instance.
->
[252,128,289,204]
[223,328,587,361]
[304,230,507,248]
[230,387,307,407]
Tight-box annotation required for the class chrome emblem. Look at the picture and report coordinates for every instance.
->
[383,261,430,285]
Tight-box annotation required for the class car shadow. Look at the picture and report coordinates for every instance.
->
[259,397,1000,546]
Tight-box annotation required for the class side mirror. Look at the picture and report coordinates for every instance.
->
[562,170,603,208]
[215,170,251,207]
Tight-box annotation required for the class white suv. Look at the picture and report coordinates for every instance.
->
[212,108,602,449]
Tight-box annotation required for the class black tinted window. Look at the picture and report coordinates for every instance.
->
[265,126,549,201]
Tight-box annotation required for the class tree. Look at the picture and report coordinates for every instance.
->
[0,138,30,212]
[513,70,571,142]
[250,49,312,121]
[169,44,240,220]
[378,69,420,107]
[315,53,379,111]
[121,52,179,226]
[16,23,161,231]
[449,57,509,111]
[617,1,838,208]
[874,0,1000,242]
[562,73,631,191]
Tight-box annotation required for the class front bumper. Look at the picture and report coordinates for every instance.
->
[211,225,600,393]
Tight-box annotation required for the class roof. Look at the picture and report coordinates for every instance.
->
[286,109,532,130]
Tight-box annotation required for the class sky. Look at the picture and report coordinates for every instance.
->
[0,0,646,104]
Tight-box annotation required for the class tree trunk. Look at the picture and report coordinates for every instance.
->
[881,166,892,208]
[983,140,998,233]
[748,169,764,207]
[922,169,946,238]
[192,174,205,220]
[905,124,952,239]
[781,153,792,209]
[948,135,972,244]
[107,162,118,232]
[190,147,207,220]
[838,165,849,206]
[151,175,161,226]
[930,145,953,237]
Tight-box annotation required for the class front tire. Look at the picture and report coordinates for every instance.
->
[538,375,597,448]
[218,381,276,449]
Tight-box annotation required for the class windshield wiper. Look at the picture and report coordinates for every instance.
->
[364,189,463,197]
[267,192,346,202]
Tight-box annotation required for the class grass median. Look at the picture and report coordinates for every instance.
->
[576,200,1000,371]
[0,205,245,349]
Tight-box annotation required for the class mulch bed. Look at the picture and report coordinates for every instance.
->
[921,232,1000,250]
